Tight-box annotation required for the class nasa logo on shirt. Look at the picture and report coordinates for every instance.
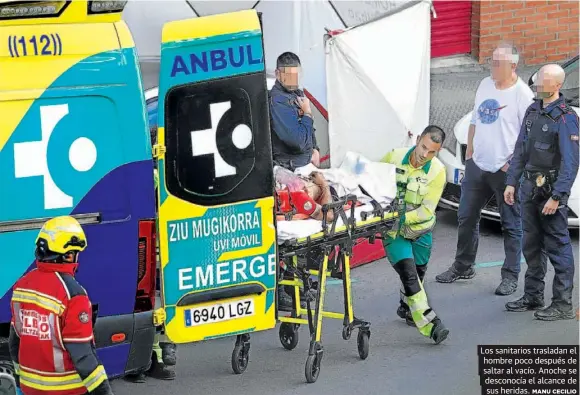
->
[477,99,507,125]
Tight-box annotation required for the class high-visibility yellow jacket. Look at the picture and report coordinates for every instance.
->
[381,146,447,239]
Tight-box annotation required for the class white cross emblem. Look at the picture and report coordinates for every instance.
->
[13,104,98,210]
[190,101,252,178]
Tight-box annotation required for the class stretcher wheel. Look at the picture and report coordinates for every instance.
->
[305,354,321,383]
[279,323,299,351]
[357,330,370,360]
[342,325,352,340]
[231,344,249,374]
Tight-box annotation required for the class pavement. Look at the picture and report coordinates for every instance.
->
[110,213,579,395]
[124,61,579,395]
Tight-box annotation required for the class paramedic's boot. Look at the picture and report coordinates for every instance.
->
[393,259,448,344]
[278,285,295,312]
[146,335,175,380]
[397,264,427,327]
[160,342,177,366]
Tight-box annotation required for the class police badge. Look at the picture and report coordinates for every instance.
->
[536,174,546,187]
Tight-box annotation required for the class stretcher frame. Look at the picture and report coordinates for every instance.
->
[275,194,400,383]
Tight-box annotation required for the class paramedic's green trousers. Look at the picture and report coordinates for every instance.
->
[385,233,438,337]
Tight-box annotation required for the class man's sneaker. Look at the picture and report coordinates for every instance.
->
[495,279,518,296]
[435,266,476,283]
[429,318,449,345]
[505,296,544,312]
[534,304,575,321]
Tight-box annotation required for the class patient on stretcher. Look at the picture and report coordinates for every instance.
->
[275,166,335,222]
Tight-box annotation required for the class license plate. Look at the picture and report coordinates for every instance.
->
[454,169,465,184]
[184,298,254,327]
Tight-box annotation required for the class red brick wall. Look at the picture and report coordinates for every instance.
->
[472,0,579,66]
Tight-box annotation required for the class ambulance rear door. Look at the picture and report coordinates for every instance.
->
[155,9,277,343]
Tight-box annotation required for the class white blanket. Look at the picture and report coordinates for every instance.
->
[294,151,397,205]
[277,152,397,242]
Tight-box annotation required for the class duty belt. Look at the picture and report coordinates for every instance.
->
[523,170,558,187]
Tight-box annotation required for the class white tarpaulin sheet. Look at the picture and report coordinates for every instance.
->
[326,1,432,167]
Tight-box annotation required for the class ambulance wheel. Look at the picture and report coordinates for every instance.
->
[305,354,321,383]
[231,344,249,374]
[357,330,370,360]
[279,323,299,351]
[0,358,16,395]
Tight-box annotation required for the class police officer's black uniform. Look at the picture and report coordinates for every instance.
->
[505,93,579,320]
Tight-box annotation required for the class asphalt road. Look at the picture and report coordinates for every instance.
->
[111,211,579,395]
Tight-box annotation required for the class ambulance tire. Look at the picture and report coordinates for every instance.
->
[0,338,12,375]
[0,339,16,395]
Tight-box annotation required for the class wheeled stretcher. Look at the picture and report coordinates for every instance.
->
[274,188,400,383]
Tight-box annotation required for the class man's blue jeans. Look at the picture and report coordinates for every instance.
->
[452,158,523,281]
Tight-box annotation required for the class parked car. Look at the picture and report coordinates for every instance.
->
[437,55,580,228]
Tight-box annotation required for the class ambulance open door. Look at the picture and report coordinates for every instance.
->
[154,9,277,351]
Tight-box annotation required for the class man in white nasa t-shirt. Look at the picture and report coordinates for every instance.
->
[436,43,535,296]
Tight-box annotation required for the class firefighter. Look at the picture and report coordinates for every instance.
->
[8,216,114,395]
[381,125,450,344]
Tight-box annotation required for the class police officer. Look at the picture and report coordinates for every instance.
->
[504,64,579,320]
[9,216,114,395]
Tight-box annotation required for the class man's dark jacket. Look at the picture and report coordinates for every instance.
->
[269,80,318,170]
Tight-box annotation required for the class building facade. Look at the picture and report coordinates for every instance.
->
[431,0,579,65]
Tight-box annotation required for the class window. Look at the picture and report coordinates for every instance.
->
[164,72,274,206]
[146,98,158,129]
[562,57,578,102]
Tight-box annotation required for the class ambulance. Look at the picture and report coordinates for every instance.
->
[0,0,275,381]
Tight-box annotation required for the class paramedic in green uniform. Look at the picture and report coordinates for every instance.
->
[126,127,177,382]
[381,125,449,344]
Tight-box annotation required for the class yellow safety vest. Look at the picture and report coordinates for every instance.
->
[381,146,446,239]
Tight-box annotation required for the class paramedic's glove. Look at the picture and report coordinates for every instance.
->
[153,308,166,327]
[393,212,406,232]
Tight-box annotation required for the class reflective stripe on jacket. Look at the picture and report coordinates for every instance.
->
[381,146,446,239]
[9,262,108,395]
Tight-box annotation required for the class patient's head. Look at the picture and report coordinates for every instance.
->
[413,125,445,167]
[276,52,302,91]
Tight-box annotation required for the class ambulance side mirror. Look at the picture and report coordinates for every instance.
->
[528,70,538,87]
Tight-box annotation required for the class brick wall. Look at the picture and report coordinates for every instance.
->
[472,0,579,66]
